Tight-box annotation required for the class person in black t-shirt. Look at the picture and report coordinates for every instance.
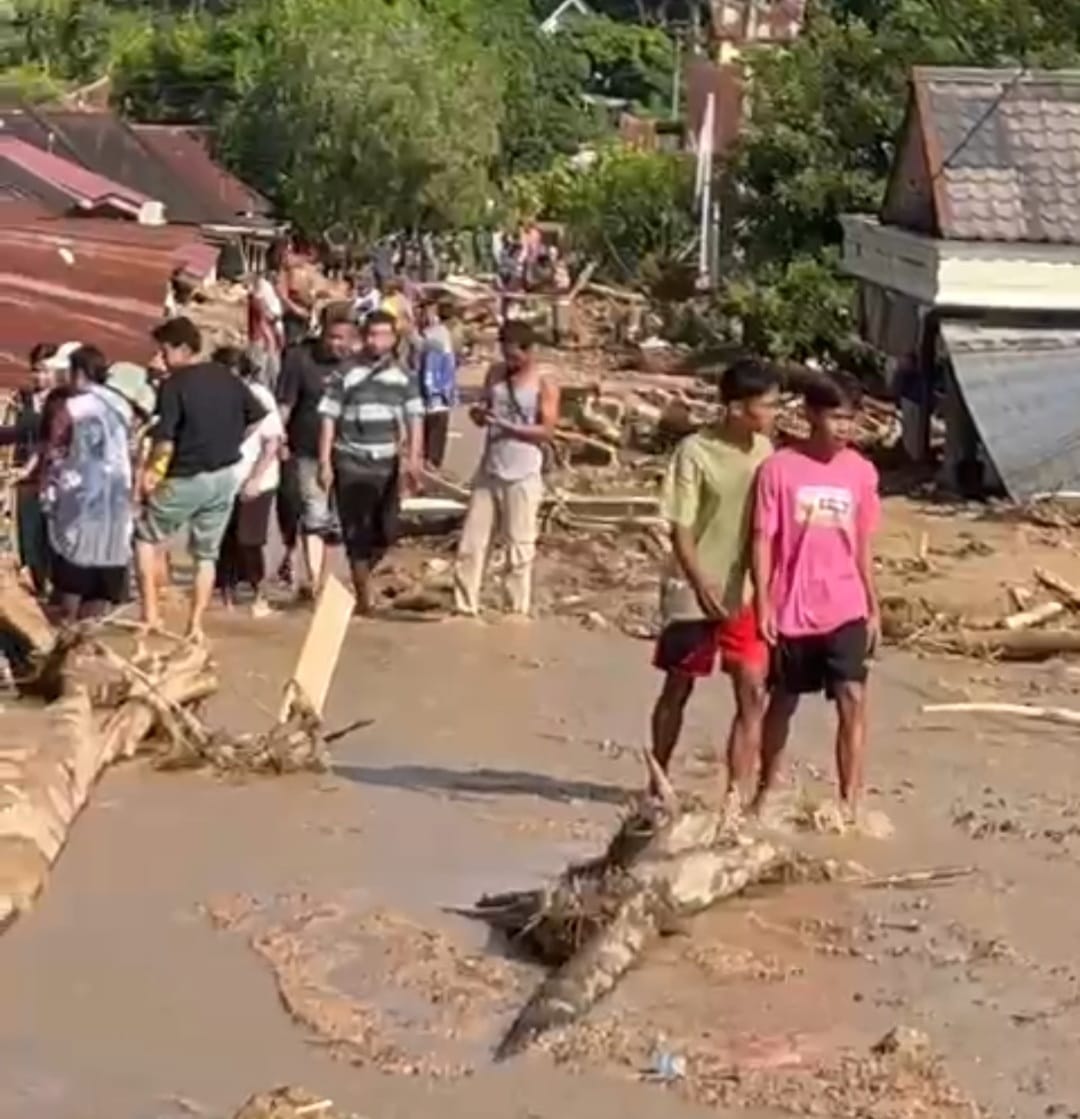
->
[276,301,356,595]
[135,317,266,641]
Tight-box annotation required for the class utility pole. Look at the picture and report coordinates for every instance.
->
[671,28,682,120]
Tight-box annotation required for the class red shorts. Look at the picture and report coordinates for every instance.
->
[653,607,768,678]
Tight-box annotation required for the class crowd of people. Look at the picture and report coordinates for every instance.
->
[5,247,878,820]
[2,259,563,648]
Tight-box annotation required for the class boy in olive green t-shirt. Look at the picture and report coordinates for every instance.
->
[650,359,779,813]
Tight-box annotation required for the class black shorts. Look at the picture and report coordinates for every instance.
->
[333,458,399,564]
[51,554,129,605]
[770,620,870,698]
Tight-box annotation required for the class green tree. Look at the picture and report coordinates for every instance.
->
[221,0,503,236]
[566,14,675,110]
[511,145,696,283]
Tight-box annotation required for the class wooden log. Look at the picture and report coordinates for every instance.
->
[1034,567,1080,609]
[0,639,217,923]
[495,837,785,1058]
[552,429,618,468]
[1002,600,1066,631]
[0,565,55,656]
[923,702,1080,728]
[935,628,1080,661]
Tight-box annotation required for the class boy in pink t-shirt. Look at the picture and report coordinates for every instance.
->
[752,376,880,822]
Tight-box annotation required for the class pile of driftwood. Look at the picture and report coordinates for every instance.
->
[884,565,1080,662]
[0,571,327,928]
[554,385,904,473]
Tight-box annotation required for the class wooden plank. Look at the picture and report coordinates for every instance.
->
[279,575,355,721]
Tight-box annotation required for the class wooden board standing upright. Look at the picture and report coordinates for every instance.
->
[279,575,356,721]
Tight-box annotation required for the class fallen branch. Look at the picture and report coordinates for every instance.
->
[923,701,1080,728]
[857,865,978,890]
[931,628,1080,661]
[1001,600,1066,631]
[1034,567,1080,609]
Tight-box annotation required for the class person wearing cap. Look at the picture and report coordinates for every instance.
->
[41,345,137,621]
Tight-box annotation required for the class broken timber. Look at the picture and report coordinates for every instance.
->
[456,796,790,1059]
[0,572,356,928]
[0,592,217,927]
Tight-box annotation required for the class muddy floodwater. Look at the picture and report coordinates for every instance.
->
[1,609,1079,1119]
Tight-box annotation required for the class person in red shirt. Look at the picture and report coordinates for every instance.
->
[752,376,880,824]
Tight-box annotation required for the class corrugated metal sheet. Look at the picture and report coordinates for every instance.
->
[0,214,218,388]
[0,106,237,225]
[0,136,153,214]
[132,125,271,219]
[942,319,1080,499]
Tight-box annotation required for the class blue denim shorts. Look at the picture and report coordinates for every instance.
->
[136,465,240,562]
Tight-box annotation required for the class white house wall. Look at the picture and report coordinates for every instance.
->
[841,215,1080,312]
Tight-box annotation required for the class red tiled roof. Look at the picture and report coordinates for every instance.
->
[0,136,155,216]
[132,125,271,220]
[0,213,218,387]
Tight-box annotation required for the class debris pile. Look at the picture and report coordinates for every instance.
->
[233,1087,358,1119]
[457,767,810,1059]
[883,564,1080,662]
[0,572,338,929]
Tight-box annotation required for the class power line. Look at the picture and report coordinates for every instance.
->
[930,66,1028,182]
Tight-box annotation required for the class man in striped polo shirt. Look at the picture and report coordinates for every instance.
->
[317,310,423,613]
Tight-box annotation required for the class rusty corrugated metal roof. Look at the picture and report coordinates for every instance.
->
[0,212,218,387]
[0,136,155,216]
[132,125,271,219]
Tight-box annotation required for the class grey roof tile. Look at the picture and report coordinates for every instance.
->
[918,69,1080,243]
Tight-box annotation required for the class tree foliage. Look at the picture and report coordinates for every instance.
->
[511,146,696,283]
[220,0,503,236]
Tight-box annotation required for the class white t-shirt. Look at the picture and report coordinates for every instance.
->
[237,382,284,494]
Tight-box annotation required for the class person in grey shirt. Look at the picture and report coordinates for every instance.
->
[454,321,559,618]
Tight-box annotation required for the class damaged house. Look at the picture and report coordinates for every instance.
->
[842,67,1080,501]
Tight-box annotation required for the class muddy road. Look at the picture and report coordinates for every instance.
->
[1,608,1079,1118]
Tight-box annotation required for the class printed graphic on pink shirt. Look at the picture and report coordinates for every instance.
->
[795,485,855,528]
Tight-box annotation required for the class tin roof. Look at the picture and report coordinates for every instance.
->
[0,212,218,387]
[0,136,155,217]
[131,125,272,219]
[942,319,1080,499]
[885,68,1080,244]
[0,105,267,226]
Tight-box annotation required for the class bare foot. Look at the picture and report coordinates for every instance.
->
[722,788,745,830]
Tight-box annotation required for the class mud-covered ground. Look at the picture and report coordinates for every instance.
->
[2,596,1080,1119]
[3,398,1080,1118]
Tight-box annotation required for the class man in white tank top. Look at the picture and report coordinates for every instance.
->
[454,321,559,617]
